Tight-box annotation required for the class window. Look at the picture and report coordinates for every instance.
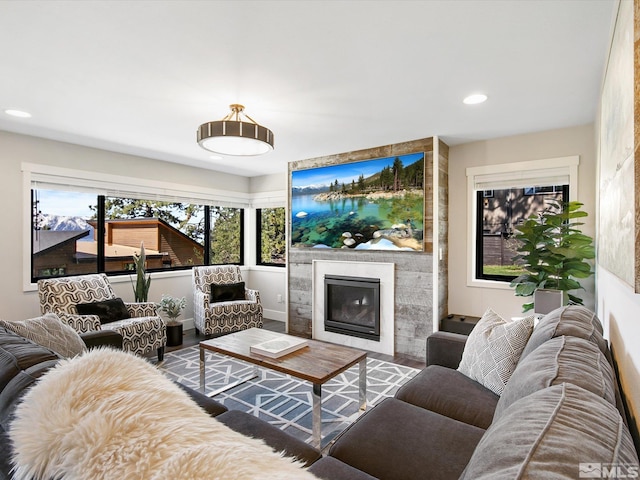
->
[209,207,244,265]
[523,185,564,195]
[102,196,207,273]
[256,207,286,266]
[475,185,568,281]
[466,156,579,286]
[32,189,99,279]
[30,187,244,282]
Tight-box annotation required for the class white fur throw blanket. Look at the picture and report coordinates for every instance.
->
[9,348,319,480]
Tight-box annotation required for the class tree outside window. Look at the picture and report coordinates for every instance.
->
[210,207,243,265]
[257,207,286,266]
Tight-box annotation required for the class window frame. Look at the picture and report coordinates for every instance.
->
[208,206,245,266]
[255,207,286,267]
[23,162,251,290]
[30,191,245,282]
[465,156,579,289]
[474,184,569,283]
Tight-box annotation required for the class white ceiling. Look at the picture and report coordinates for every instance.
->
[0,0,616,177]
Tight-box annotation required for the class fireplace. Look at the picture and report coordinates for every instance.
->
[324,274,380,341]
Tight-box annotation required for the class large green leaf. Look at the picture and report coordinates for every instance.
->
[514,283,537,297]
[522,302,535,312]
[568,294,585,305]
[510,200,594,311]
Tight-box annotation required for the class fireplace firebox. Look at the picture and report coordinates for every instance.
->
[324,274,380,341]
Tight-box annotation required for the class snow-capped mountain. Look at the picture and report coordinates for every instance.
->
[37,214,92,232]
[291,184,330,196]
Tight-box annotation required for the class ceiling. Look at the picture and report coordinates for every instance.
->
[0,0,617,178]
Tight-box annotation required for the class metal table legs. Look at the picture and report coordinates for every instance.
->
[200,346,258,397]
[200,347,367,449]
[311,358,367,449]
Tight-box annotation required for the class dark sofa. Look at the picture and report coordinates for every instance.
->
[308,306,640,479]
[2,306,639,479]
[0,325,321,480]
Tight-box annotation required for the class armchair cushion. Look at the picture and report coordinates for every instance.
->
[210,282,246,303]
[76,298,131,324]
[0,314,86,359]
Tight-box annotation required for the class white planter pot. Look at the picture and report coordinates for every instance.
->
[533,289,568,315]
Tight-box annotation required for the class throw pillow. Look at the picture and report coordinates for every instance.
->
[76,298,130,324]
[210,282,246,303]
[457,308,534,396]
[0,313,86,358]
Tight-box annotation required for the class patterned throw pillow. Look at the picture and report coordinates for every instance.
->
[0,313,86,358]
[457,309,534,396]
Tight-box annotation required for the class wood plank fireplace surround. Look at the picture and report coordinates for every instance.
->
[288,137,448,361]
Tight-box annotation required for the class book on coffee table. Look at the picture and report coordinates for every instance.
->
[250,335,309,358]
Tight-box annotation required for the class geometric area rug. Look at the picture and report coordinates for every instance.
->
[158,345,420,446]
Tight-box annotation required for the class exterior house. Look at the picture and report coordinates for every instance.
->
[481,187,564,268]
[32,218,204,279]
[32,230,91,278]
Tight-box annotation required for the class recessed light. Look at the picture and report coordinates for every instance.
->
[463,94,488,105]
[4,109,32,118]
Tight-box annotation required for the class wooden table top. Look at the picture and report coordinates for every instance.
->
[200,328,367,384]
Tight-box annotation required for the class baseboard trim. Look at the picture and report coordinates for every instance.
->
[179,313,284,333]
[263,309,286,322]
[181,317,195,331]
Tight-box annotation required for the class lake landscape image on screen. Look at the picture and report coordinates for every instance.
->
[291,152,424,251]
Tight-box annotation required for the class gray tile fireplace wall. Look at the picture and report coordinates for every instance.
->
[287,137,449,361]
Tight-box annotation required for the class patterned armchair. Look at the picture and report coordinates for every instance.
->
[38,273,167,361]
[192,265,263,338]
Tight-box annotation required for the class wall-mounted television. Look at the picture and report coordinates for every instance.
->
[291,152,424,251]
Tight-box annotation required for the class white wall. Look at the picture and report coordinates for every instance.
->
[597,268,640,423]
[248,172,288,324]
[594,0,640,425]
[0,130,250,322]
[447,124,597,320]
[250,173,286,193]
[245,267,287,322]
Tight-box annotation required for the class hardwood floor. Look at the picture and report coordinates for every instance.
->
[166,319,426,370]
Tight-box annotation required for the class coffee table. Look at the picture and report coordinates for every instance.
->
[199,328,367,448]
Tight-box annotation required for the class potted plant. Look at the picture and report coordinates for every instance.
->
[131,242,151,302]
[509,200,595,313]
[157,295,186,346]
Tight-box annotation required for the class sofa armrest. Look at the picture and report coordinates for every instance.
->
[308,456,378,480]
[80,330,123,350]
[217,410,322,467]
[245,288,260,303]
[426,331,468,368]
[174,382,228,417]
[194,289,209,308]
[58,313,101,333]
[125,302,158,317]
